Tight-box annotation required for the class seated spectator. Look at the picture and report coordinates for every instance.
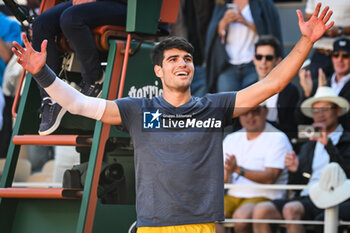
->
[253,86,350,233]
[297,37,350,131]
[31,0,128,135]
[253,35,299,141]
[205,0,282,93]
[216,102,292,233]
[304,0,350,86]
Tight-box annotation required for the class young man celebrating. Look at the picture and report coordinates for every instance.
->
[12,4,333,233]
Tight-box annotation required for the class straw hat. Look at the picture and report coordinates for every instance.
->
[301,87,350,118]
[310,163,350,209]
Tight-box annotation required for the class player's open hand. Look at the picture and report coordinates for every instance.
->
[12,32,47,75]
[297,3,334,43]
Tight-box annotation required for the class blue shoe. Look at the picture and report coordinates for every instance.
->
[39,97,67,135]
[80,72,104,98]
[80,81,103,98]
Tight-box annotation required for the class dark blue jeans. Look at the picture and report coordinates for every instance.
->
[32,0,127,98]
[217,61,257,92]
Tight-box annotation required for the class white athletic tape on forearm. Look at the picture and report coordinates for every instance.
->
[45,77,106,121]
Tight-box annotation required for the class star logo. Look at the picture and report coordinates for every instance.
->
[150,109,161,122]
[143,109,162,129]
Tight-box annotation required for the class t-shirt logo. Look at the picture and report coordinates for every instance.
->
[143,109,161,129]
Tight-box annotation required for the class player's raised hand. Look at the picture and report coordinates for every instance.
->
[12,32,47,75]
[297,3,334,43]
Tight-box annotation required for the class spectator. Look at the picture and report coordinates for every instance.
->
[297,37,350,131]
[216,103,292,233]
[0,12,22,157]
[205,0,283,93]
[253,35,299,141]
[31,0,128,135]
[253,86,350,233]
[304,0,350,86]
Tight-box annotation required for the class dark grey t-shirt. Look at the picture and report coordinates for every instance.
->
[115,92,236,227]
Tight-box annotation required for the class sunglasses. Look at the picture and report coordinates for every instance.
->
[255,54,275,61]
[331,52,350,59]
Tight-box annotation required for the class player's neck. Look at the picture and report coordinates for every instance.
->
[162,89,192,107]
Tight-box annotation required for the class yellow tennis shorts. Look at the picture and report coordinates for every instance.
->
[137,222,215,233]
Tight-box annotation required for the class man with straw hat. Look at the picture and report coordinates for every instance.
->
[253,86,350,233]
[298,37,350,131]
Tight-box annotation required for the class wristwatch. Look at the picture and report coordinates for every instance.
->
[338,26,344,36]
[239,166,246,177]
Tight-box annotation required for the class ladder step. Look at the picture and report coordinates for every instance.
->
[12,135,93,146]
[0,188,83,199]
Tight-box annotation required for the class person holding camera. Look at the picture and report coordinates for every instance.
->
[252,86,350,233]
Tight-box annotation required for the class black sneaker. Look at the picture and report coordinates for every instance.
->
[80,81,103,98]
[39,97,67,135]
[80,72,104,97]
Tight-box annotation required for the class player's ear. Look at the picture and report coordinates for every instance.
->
[154,65,163,78]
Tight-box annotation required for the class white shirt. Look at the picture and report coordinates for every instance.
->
[306,0,350,50]
[223,123,292,199]
[266,93,279,123]
[225,5,258,65]
[301,124,343,196]
[331,73,350,95]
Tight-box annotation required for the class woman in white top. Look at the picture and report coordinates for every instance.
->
[205,0,283,93]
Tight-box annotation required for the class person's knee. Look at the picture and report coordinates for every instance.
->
[32,14,51,35]
[233,204,254,219]
[59,9,80,33]
[253,202,276,219]
[283,202,304,220]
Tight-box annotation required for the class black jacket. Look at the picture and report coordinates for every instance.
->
[269,82,300,140]
[288,130,350,186]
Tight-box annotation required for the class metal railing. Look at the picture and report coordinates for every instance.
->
[222,184,349,233]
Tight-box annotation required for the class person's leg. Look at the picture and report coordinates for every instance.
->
[217,64,240,92]
[240,62,258,89]
[233,203,256,233]
[283,201,305,233]
[31,1,72,135]
[32,1,72,78]
[253,201,283,233]
[59,1,127,85]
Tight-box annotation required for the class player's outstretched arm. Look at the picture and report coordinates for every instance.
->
[12,33,122,125]
[233,3,334,118]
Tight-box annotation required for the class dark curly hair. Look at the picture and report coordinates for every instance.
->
[151,37,194,66]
